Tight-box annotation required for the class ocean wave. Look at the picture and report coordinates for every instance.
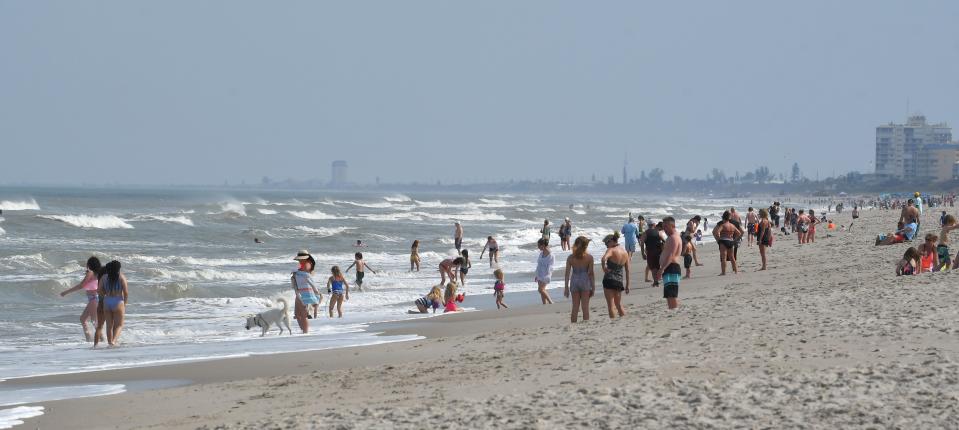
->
[38,215,133,229]
[383,194,412,203]
[0,198,40,211]
[292,226,355,237]
[0,253,53,270]
[0,226,4,236]
[257,209,278,215]
[335,200,399,209]
[0,406,45,429]
[125,254,290,267]
[133,215,194,227]
[140,267,280,284]
[220,201,247,216]
[288,210,342,220]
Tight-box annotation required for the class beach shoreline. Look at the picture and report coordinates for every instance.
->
[13,207,959,429]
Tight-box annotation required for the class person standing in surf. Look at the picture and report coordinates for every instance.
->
[291,250,321,334]
[410,240,421,272]
[345,252,376,291]
[480,236,500,267]
[453,221,464,252]
[60,256,103,342]
[559,218,573,251]
[94,260,128,347]
[540,219,551,245]
[534,238,555,304]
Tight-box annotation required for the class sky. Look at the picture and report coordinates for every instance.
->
[2,1,958,186]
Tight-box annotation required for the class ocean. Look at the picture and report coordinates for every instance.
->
[0,187,739,382]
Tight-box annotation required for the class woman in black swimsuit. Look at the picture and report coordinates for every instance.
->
[712,211,741,275]
[757,208,773,271]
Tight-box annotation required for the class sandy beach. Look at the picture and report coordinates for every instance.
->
[13,207,959,429]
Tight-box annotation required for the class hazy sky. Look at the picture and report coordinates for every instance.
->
[2,1,958,185]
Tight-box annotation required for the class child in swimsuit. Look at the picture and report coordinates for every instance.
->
[459,249,472,285]
[346,252,376,292]
[897,247,920,276]
[918,233,938,273]
[493,269,508,309]
[410,240,421,272]
[326,266,350,318]
[939,215,957,271]
[682,239,694,279]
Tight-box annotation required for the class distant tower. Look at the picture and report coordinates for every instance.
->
[331,160,348,187]
[622,154,628,184]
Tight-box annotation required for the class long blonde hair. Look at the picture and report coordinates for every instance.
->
[427,286,443,301]
[572,236,590,258]
[443,282,458,304]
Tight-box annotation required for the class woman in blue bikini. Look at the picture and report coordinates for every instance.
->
[94,260,128,348]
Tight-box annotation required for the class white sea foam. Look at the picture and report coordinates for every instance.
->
[134,215,194,226]
[293,226,355,237]
[335,200,398,209]
[125,254,289,267]
[0,384,125,407]
[0,199,40,211]
[38,215,134,229]
[288,210,342,220]
[0,254,52,270]
[140,267,281,283]
[257,209,278,215]
[217,201,247,217]
[0,226,4,236]
[0,406,44,429]
[383,194,412,203]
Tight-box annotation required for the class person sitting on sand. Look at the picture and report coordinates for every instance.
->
[493,269,508,309]
[563,236,594,322]
[480,236,499,268]
[876,221,917,246]
[918,233,938,273]
[443,282,465,313]
[896,247,920,276]
[410,286,443,314]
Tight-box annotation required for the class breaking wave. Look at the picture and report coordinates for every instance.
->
[38,215,134,229]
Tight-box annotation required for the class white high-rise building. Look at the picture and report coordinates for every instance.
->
[331,160,348,187]
[875,115,953,180]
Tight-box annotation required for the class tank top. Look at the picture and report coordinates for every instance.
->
[645,231,663,253]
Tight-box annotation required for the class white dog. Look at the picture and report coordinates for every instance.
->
[245,298,292,336]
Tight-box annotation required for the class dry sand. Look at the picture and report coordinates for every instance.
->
[16,207,959,429]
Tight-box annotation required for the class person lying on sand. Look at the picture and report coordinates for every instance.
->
[876,221,917,246]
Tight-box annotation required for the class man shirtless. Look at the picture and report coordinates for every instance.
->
[453,222,464,252]
[899,200,920,235]
[659,217,683,310]
[746,208,758,246]
[684,215,704,266]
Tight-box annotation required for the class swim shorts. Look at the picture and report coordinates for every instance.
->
[460,267,469,274]
[683,254,692,269]
[663,263,681,299]
[647,252,661,271]
[625,242,636,253]
[356,271,365,285]
[299,291,319,305]
[454,238,463,249]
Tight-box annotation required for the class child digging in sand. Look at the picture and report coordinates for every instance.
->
[493,269,508,309]
[896,247,921,276]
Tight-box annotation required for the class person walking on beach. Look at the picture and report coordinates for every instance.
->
[345,252,376,292]
[438,257,464,285]
[601,232,629,318]
[94,260,128,347]
[558,218,572,251]
[659,217,682,310]
[564,236,595,322]
[914,192,924,234]
[480,236,499,267]
[410,240,421,272]
[493,269,508,309]
[684,216,705,266]
[807,209,819,243]
[640,222,665,286]
[453,221,464,252]
[746,207,758,247]
[459,249,472,285]
[326,266,350,318]
[60,256,103,342]
[540,219,551,245]
[757,208,773,271]
[713,211,741,275]
[621,216,639,259]
[291,251,321,333]
[534,238,555,304]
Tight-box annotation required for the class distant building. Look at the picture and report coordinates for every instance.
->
[875,115,953,180]
[331,160,348,187]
